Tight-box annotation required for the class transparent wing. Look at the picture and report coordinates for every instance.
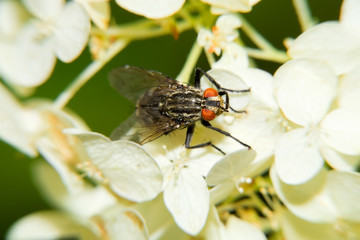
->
[110,113,181,144]
[109,65,178,103]
[110,113,140,141]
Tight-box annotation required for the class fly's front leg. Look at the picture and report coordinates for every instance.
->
[218,91,247,113]
[185,124,226,155]
[195,68,250,93]
[201,119,251,149]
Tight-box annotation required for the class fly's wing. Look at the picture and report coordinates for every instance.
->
[110,113,140,141]
[109,65,181,143]
[110,112,181,144]
[109,65,178,103]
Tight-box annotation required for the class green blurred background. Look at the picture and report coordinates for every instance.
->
[0,0,341,237]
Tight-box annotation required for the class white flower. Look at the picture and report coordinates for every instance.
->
[288,0,360,75]
[198,14,242,55]
[65,129,164,203]
[273,58,360,185]
[200,0,261,13]
[271,167,360,235]
[144,135,215,235]
[0,0,90,87]
[202,67,286,176]
[115,0,185,19]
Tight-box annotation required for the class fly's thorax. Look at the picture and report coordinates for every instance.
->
[159,87,202,121]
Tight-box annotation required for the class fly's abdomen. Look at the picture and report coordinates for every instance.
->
[160,89,202,121]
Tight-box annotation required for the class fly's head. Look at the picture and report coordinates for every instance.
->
[201,88,227,121]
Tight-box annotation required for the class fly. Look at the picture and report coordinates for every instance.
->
[109,65,251,154]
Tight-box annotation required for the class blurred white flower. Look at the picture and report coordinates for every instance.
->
[0,83,43,156]
[6,207,149,240]
[198,14,242,55]
[200,206,266,240]
[271,167,360,237]
[200,0,261,13]
[273,58,360,185]
[75,0,110,29]
[280,210,360,240]
[288,0,360,75]
[0,0,90,87]
[115,0,185,19]
[6,211,99,240]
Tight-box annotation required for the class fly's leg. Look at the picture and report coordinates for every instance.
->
[195,68,250,93]
[217,91,246,113]
[185,124,226,155]
[195,68,250,112]
[201,119,251,149]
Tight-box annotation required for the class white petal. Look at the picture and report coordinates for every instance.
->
[115,0,185,19]
[67,130,163,202]
[280,210,360,240]
[288,22,360,75]
[321,108,360,155]
[53,2,90,62]
[106,141,163,202]
[240,68,278,110]
[340,0,360,38]
[0,1,29,37]
[76,0,110,29]
[215,14,242,34]
[0,24,56,87]
[324,171,360,222]
[274,59,337,126]
[6,211,97,240]
[200,205,227,240]
[212,43,249,73]
[99,207,148,240]
[0,84,39,156]
[33,161,118,217]
[270,167,336,222]
[338,67,360,109]
[200,0,254,13]
[23,0,64,20]
[201,68,250,111]
[226,216,266,240]
[206,149,256,186]
[320,146,360,171]
[272,167,360,223]
[274,128,324,185]
[64,129,111,165]
[164,167,209,235]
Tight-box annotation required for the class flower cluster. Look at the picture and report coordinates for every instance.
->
[1,0,360,239]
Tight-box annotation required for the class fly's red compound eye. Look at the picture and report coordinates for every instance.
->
[202,108,216,121]
[203,88,218,98]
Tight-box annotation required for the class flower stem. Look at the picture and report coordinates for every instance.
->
[54,39,128,109]
[292,0,316,31]
[245,47,289,63]
[176,41,202,84]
